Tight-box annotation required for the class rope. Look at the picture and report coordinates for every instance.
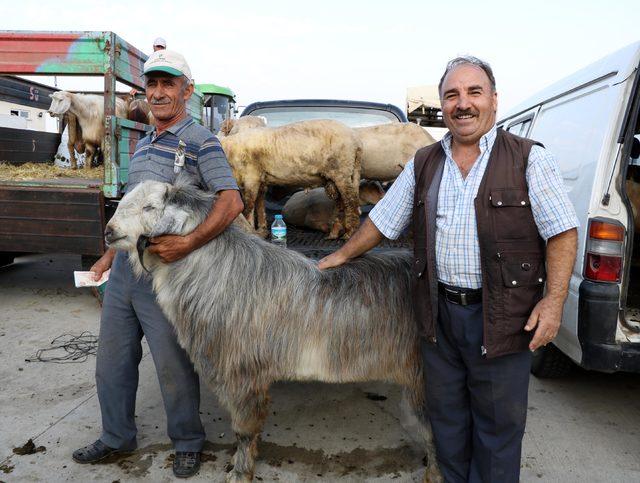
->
[25,331,98,363]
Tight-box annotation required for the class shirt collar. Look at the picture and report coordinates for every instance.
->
[150,116,194,141]
[441,124,498,159]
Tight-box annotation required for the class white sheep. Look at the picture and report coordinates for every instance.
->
[220,119,362,239]
[356,123,436,181]
[48,91,127,169]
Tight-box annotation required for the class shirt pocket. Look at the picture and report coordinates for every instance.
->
[490,188,539,240]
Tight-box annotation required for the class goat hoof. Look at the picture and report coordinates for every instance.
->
[226,470,253,483]
[423,466,443,483]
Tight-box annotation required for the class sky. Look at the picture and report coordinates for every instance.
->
[2,0,639,116]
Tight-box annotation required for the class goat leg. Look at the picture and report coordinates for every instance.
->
[226,390,270,482]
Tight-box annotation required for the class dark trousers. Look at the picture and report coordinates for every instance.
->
[421,293,531,483]
[95,252,205,452]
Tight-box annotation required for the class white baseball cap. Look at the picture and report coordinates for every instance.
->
[143,49,192,81]
[153,37,166,48]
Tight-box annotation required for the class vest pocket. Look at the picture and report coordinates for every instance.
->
[499,252,545,322]
[490,189,538,240]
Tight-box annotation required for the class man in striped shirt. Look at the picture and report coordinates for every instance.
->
[319,57,578,482]
[73,50,243,478]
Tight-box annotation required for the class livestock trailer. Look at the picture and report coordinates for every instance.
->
[0,31,203,264]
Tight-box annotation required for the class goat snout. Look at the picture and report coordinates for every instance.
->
[104,226,118,244]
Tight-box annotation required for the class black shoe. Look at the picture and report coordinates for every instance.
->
[173,451,201,478]
[72,440,127,464]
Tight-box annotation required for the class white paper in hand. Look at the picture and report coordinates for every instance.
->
[74,270,110,288]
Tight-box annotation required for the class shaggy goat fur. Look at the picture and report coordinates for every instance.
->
[105,176,440,482]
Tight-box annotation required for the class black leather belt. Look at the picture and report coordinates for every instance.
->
[438,283,482,306]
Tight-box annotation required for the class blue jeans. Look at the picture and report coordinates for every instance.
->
[421,293,531,483]
[95,252,205,452]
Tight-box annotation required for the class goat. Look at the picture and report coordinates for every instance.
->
[48,91,127,169]
[104,175,441,483]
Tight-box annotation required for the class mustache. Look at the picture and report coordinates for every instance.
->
[150,98,170,105]
[454,109,477,117]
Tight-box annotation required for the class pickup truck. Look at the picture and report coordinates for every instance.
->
[240,99,412,258]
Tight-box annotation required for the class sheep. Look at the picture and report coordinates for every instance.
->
[220,119,362,239]
[356,123,436,181]
[218,115,266,137]
[48,91,127,169]
[104,175,441,483]
[283,180,385,233]
[123,94,155,126]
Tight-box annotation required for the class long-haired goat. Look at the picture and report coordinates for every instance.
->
[104,176,440,483]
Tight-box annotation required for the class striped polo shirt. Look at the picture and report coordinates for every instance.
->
[126,116,238,194]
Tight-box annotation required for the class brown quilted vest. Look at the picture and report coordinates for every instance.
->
[412,128,546,358]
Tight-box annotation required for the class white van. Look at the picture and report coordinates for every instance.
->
[498,41,640,376]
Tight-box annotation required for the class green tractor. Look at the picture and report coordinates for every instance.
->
[197,83,236,135]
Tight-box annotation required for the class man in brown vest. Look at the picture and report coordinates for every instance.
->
[319,56,578,482]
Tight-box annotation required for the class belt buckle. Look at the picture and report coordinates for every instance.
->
[444,287,464,305]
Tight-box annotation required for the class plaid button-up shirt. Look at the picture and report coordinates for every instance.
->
[369,125,579,289]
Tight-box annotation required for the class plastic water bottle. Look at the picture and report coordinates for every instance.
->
[271,214,287,248]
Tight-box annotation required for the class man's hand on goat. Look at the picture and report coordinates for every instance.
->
[317,251,348,270]
[524,295,564,351]
[148,235,194,263]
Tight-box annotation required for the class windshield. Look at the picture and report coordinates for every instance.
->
[204,95,234,133]
[245,106,400,128]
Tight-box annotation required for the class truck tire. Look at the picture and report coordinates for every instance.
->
[530,343,574,378]
[0,252,15,268]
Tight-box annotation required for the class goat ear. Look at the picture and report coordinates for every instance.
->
[149,207,189,237]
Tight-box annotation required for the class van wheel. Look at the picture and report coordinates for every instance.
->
[0,252,15,268]
[530,343,574,378]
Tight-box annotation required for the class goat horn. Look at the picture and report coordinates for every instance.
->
[136,235,151,273]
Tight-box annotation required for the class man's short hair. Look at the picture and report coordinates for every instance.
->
[438,56,496,95]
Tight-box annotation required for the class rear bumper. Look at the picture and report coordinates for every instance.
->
[578,280,640,372]
[580,340,640,372]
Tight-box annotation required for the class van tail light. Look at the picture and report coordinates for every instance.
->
[584,220,624,282]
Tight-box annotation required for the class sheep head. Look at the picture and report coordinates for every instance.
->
[48,91,72,116]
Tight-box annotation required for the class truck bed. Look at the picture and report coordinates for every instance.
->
[265,201,411,259]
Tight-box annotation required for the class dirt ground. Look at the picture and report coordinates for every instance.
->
[1,254,639,482]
